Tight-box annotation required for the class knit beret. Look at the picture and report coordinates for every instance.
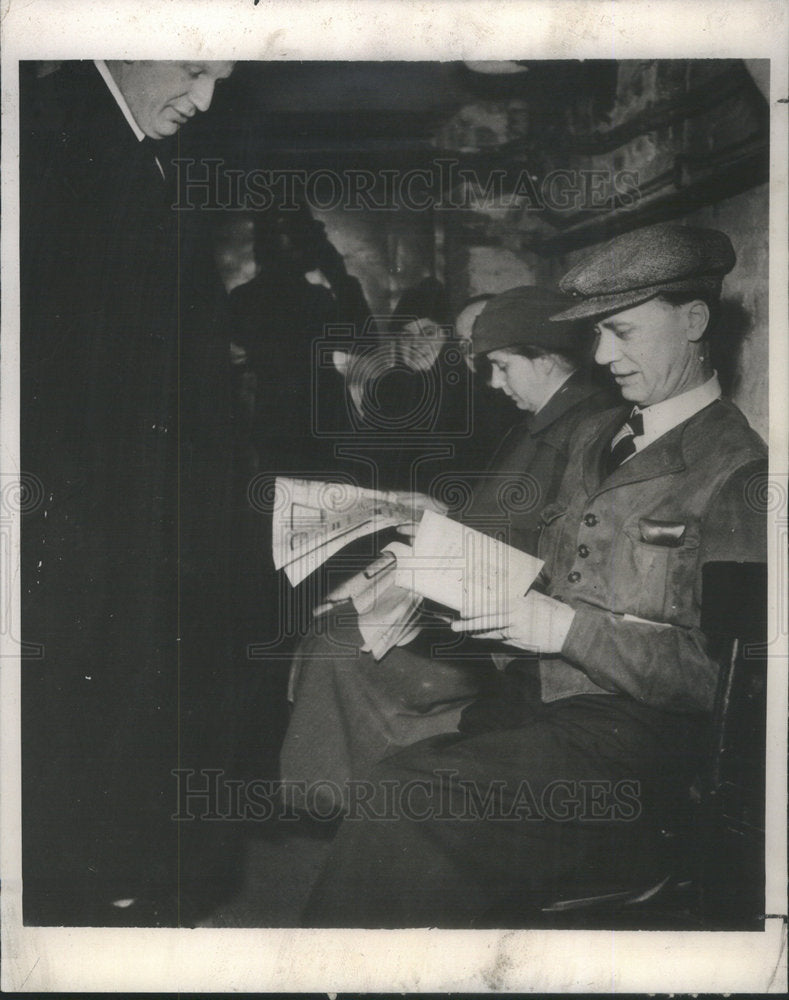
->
[471,285,584,356]
[551,223,736,322]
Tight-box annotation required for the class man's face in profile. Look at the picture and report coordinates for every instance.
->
[115,60,235,139]
[593,297,705,407]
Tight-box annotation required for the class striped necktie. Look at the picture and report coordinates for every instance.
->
[606,409,644,474]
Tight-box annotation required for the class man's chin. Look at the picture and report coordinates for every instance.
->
[149,120,181,139]
[618,384,642,403]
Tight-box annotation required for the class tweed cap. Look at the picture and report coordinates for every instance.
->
[471,285,584,356]
[552,224,736,322]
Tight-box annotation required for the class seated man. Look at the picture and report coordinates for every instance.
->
[280,286,614,813]
[300,223,767,927]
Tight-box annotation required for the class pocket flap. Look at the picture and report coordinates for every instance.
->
[637,517,693,547]
[538,502,567,528]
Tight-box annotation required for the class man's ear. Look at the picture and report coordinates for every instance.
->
[685,300,710,342]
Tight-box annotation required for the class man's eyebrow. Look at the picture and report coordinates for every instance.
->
[183,61,232,77]
[597,319,634,332]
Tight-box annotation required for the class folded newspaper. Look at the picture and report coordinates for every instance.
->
[272,477,544,659]
[271,477,443,587]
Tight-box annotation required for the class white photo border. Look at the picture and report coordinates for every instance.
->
[2,0,787,992]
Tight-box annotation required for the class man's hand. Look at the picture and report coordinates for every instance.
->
[390,490,448,516]
[391,491,448,540]
[450,591,575,654]
[312,550,397,616]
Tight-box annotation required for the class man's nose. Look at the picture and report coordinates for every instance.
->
[593,329,618,366]
[190,76,216,113]
[489,367,505,389]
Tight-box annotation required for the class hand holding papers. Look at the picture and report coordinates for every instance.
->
[310,541,424,659]
[451,590,576,654]
[353,550,424,659]
[273,479,546,660]
[359,514,545,657]
[272,477,445,587]
[394,509,544,619]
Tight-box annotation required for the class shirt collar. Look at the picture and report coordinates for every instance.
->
[634,373,722,445]
[94,60,145,142]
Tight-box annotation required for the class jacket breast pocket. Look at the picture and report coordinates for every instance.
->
[620,518,701,624]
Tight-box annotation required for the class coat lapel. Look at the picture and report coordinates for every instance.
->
[492,420,538,474]
[582,407,626,495]
[530,370,604,437]
[584,409,689,498]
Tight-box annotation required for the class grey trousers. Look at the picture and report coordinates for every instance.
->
[302,693,703,927]
[280,610,497,813]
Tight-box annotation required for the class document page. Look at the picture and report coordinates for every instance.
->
[395,509,544,617]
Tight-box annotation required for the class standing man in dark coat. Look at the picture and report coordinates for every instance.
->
[20,59,239,925]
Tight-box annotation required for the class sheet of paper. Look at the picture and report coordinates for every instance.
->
[355,581,423,660]
[272,477,432,586]
[395,509,544,617]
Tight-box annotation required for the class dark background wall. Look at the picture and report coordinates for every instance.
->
[207,57,768,437]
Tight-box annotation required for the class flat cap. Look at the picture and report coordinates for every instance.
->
[552,223,736,322]
[471,285,584,356]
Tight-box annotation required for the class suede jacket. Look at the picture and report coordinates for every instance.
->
[537,398,767,714]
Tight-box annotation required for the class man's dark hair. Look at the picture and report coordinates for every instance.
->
[656,288,720,337]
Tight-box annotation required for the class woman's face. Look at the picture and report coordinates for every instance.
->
[486,348,546,411]
[396,317,446,372]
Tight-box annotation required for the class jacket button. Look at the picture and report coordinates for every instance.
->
[583,513,598,527]
[567,571,581,583]
[577,544,589,558]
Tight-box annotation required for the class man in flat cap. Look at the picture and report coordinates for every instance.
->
[301,224,766,928]
[279,285,613,815]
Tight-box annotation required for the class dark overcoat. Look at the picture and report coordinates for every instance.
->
[20,61,242,914]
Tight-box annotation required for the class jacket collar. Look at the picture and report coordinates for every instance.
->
[94,60,146,143]
[529,369,606,436]
[583,399,721,497]
[61,61,143,153]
